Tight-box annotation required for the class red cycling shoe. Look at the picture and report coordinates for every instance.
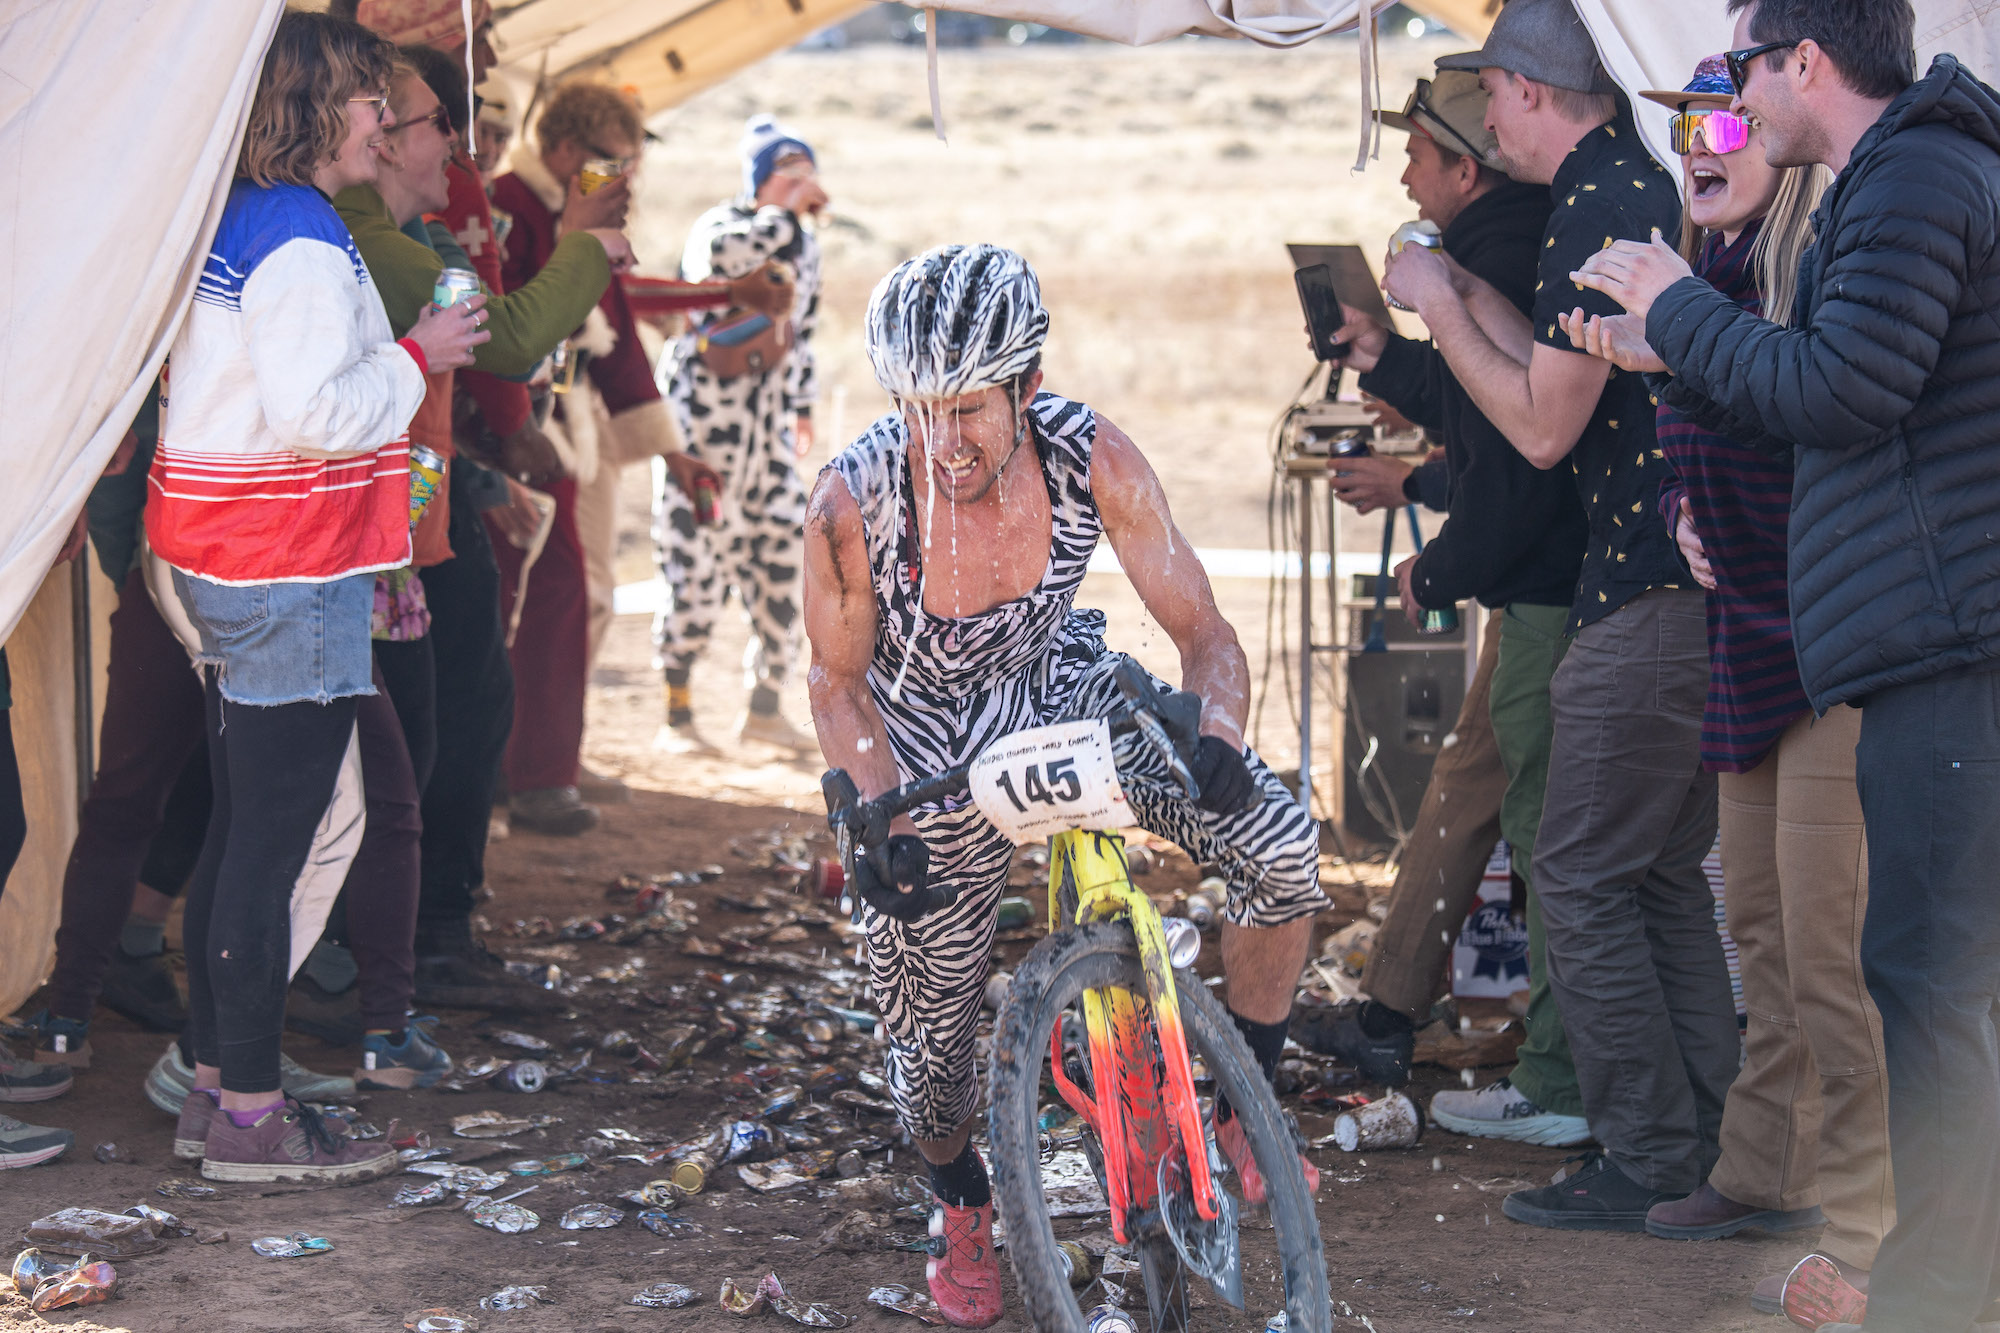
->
[1217,1111,1320,1205]
[926,1199,1003,1328]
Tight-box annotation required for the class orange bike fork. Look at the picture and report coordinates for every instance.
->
[1044,833,1221,1242]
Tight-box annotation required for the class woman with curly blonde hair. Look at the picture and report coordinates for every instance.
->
[144,9,486,1185]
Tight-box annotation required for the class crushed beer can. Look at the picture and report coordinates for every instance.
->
[717,1120,771,1163]
[491,1030,553,1054]
[760,1084,805,1121]
[123,1203,192,1238]
[868,1284,944,1324]
[1056,1239,1093,1287]
[1331,1090,1425,1151]
[559,1203,624,1230]
[92,1142,131,1164]
[631,1282,700,1308]
[479,1285,551,1310]
[637,1209,702,1238]
[670,1153,712,1194]
[508,1151,587,1177]
[758,1272,850,1328]
[27,1259,117,1314]
[618,1179,689,1210]
[392,1180,453,1208]
[10,1248,76,1295]
[404,1309,479,1332]
[250,1232,333,1258]
[22,1207,163,1257]
[465,1196,540,1234]
[718,1275,768,1316]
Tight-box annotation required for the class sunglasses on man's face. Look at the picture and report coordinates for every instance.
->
[1725,40,1799,95]
[1670,108,1756,155]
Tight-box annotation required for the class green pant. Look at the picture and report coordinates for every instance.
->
[1487,602,1582,1117]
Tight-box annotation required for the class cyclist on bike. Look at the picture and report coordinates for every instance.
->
[804,244,1326,1328]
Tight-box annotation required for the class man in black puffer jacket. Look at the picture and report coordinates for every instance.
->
[1573,2,2000,1327]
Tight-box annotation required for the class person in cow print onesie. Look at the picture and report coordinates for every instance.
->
[653,115,824,755]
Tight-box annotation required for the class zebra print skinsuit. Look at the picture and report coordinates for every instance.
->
[827,393,1325,1141]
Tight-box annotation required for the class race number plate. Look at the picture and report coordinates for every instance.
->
[968,719,1131,845]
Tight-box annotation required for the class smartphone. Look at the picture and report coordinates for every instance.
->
[1294,263,1346,362]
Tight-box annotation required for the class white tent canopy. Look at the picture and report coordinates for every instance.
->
[1,0,1996,1015]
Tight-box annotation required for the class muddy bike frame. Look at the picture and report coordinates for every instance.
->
[822,660,1237,1247]
[1043,827,1222,1241]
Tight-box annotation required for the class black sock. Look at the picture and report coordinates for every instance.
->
[1358,1000,1414,1040]
[748,684,781,718]
[926,1141,991,1209]
[1216,1010,1291,1122]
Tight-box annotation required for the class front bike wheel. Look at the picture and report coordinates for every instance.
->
[989,923,1330,1333]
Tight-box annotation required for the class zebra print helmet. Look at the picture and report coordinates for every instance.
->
[864,244,1048,401]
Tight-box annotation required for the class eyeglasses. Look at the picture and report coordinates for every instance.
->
[1670,107,1756,155]
[1725,40,1799,94]
[1402,79,1487,162]
[348,92,390,118]
[387,105,453,137]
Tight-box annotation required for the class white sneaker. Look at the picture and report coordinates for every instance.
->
[737,709,814,754]
[1428,1077,1592,1147]
[654,718,722,757]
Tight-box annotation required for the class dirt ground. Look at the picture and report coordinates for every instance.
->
[7,35,1816,1333]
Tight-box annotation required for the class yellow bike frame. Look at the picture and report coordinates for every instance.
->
[1044,829,1221,1244]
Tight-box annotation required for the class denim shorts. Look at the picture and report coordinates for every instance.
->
[171,569,377,706]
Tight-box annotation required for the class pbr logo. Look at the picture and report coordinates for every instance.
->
[1459,899,1528,983]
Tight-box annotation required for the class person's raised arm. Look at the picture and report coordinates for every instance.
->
[1090,417,1248,750]
[803,470,912,832]
[1386,243,1609,469]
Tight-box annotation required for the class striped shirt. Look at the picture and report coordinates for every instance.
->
[1655,222,1809,772]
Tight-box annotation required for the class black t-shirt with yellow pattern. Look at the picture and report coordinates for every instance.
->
[1532,116,1689,631]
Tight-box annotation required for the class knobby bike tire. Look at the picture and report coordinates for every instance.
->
[988,922,1331,1333]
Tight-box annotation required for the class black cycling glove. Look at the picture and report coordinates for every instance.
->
[1189,735,1260,816]
[854,834,945,922]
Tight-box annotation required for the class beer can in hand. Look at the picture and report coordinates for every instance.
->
[1420,606,1461,635]
[432,266,480,310]
[1385,219,1443,313]
[691,475,721,527]
[408,445,447,528]
[578,158,623,194]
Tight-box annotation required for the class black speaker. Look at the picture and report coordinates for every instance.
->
[1340,584,1468,847]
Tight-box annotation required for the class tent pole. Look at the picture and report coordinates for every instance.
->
[70,554,92,816]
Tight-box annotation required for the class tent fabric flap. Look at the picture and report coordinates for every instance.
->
[0,0,284,655]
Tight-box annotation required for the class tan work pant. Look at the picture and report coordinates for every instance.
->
[1708,704,1895,1269]
[1363,611,1509,1020]
[573,457,622,671]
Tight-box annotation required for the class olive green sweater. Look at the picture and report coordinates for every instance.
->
[333,184,610,377]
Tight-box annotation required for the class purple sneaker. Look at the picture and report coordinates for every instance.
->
[200,1099,394,1185]
[174,1087,217,1160]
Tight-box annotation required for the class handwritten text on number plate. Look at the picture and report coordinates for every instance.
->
[968,720,1131,845]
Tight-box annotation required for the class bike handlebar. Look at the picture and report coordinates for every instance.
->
[821,660,1206,920]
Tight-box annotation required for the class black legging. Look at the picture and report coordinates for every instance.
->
[182,670,356,1093]
[0,707,23,899]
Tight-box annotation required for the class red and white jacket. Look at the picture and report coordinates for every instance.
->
[147,180,427,585]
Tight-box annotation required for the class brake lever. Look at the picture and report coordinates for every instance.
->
[1134,707,1203,804]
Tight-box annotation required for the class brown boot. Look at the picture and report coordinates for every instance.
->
[200,1098,394,1184]
[1645,1181,1824,1240]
